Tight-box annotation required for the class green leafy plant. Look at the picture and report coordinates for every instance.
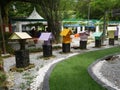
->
[0,54,4,71]
[19,82,26,90]
[10,64,35,72]
[22,72,36,90]
[0,71,7,86]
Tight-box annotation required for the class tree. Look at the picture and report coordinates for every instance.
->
[1,0,120,50]
[8,1,33,17]
[0,1,11,54]
[74,0,120,20]
[0,0,63,54]
[2,0,64,44]
[35,0,62,43]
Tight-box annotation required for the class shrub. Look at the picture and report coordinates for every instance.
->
[0,32,14,54]
[0,51,4,71]
[0,71,7,86]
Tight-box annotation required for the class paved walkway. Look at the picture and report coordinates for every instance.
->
[3,40,119,90]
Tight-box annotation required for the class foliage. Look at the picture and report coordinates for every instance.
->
[28,45,61,53]
[1,0,120,44]
[0,58,3,71]
[2,0,120,20]
[0,71,7,86]
[5,44,14,54]
[75,0,120,20]
[36,0,62,43]
[0,50,4,71]
[19,72,36,90]
[8,1,33,18]
[29,47,42,53]
[49,46,120,90]
[0,32,14,54]
[10,63,35,72]
[59,0,76,19]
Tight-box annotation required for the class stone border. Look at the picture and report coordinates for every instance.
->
[88,52,120,90]
[42,60,57,90]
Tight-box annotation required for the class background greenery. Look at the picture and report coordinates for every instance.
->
[8,0,120,20]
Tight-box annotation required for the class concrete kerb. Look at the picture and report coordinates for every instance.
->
[42,59,58,90]
[88,52,120,90]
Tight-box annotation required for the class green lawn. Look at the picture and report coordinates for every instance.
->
[49,46,120,90]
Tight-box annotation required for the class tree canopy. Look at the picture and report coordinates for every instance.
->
[75,0,120,20]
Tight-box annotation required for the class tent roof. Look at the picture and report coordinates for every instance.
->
[27,7,44,20]
[11,8,46,22]
[63,24,81,27]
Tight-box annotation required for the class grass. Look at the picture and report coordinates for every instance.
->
[49,46,120,90]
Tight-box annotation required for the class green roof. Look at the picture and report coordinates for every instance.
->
[93,32,103,37]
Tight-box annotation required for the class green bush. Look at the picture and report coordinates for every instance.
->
[29,48,42,53]
[53,45,61,50]
[6,44,14,54]
[0,32,14,54]
[0,32,12,44]
[0,71,6,81]
[0,51,3,71]
[0,71,7,86]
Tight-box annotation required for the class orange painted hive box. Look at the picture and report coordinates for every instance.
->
[60,29,72,43]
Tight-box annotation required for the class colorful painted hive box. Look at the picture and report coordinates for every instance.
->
[39,32,53,45]
[93,32,102,40]
[79,31,89,41]
[115,27,119,36]
[108,31,115,38]
[9,32,32,39]
[107,26,116,38]
[60,29,72,43]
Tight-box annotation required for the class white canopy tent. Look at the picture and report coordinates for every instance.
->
[12,7,46,32]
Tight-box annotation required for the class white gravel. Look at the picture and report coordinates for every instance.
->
[92,55,120,90]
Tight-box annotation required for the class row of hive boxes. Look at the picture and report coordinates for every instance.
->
[10,27,117,45]
[60,29,91,43]
[9,30,72,45]
[10,29,73,45]
[9,32,53,45]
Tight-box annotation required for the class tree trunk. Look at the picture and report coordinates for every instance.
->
[47,20,61,43]
[0,6,6,54]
